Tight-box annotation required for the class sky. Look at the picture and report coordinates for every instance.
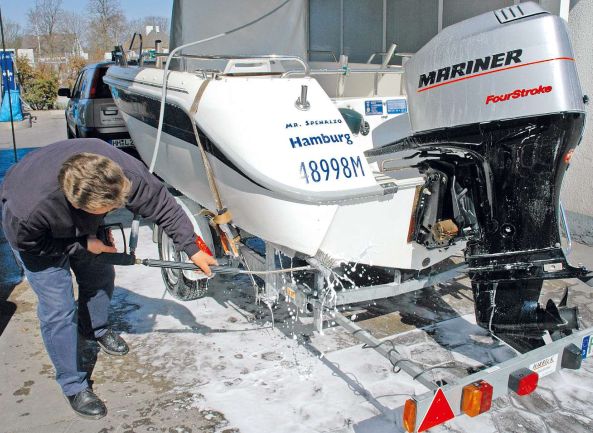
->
[2,0,174,28]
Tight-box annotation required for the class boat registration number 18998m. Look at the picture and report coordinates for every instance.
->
[300,156,366,184]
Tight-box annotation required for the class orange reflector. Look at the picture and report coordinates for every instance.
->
[509,368,539,396]
[403,399,417,432]
[461,381,493,417]
[564,148,575,164]
[418,388,455,432]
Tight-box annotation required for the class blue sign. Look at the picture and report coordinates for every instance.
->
[387,99,408,114]
[0,51,16,92]
[365,100,383,116]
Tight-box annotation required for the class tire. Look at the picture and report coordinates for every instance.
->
[66,125,74,139]
[157,226,208,301]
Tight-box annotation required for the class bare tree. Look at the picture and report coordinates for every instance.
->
[60,11,88,56]
[124,18,144,45]
[27,0,64,59]
[88,0,126,56]
[27,4,44,57]
[2,20,24,49]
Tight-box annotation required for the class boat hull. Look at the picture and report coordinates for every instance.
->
[121,110,461,269]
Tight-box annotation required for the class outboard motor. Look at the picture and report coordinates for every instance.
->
[367,2,590,351]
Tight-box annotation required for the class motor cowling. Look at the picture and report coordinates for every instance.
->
[403,3,584,134]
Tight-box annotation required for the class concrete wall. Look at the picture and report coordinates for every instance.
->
[561,0,593,244]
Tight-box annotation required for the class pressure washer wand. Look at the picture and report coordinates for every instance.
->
[137,258,313,276]
[139,258,242,275]
[93,252,312,276]
[95,219,312,275]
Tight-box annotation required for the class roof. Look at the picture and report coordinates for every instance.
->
[126,30,170,52]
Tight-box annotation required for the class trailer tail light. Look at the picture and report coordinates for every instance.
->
[561,343,582,370]
[461,380,493,417]
[403,399,417,432]
[508,368,538,396]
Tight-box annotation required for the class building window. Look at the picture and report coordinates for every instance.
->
[309,1,560,64]
[387,0,439,57]
[342,0,384,63]
[309,0,440,64]
[309,0,341,62]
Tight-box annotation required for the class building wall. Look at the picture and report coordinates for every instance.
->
[561,0,593,244]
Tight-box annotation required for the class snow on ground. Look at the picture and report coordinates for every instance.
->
[112,227,415,432]
[109,225,593,433]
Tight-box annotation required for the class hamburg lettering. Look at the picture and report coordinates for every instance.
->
[289,133,353,149]
[485,85,552,104]
[418,49,523,89]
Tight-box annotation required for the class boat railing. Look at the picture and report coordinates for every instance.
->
[155,53,310,77]
[155,52,405,78]
[282,66,404,77]
[366,51,414,65]
[150,51,407,96]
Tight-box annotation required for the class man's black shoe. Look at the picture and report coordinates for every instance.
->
[96,329,129,356]
[66,388,107,419]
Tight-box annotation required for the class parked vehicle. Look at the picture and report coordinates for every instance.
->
[59,62,138,157]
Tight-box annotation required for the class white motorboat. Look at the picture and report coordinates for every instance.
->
[104,0,456,272]
[105,1,592,346]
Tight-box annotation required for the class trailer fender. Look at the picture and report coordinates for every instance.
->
[152,195,216,269]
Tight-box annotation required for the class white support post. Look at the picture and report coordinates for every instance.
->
[559,0,570,21]
[339,0,344,57]
[382,0,387,53]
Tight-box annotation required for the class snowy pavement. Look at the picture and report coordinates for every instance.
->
[2,223,593,432]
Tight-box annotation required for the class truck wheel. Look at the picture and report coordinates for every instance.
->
[157,226,208,300]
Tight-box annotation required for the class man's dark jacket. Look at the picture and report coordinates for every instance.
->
[1,139,199,266]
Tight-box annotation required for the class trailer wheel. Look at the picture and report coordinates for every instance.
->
[157,226,208,300]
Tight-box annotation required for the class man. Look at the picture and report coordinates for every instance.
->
[0,138,217,419]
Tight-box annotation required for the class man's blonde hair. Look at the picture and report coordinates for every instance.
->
[58,153,131,211]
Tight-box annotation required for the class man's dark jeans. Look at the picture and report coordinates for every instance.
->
[11,249,114,396]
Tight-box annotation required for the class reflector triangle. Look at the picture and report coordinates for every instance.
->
[418,388,455,432]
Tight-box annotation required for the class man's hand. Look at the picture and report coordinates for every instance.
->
[190,250,218,276]
[87,237,117,255]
